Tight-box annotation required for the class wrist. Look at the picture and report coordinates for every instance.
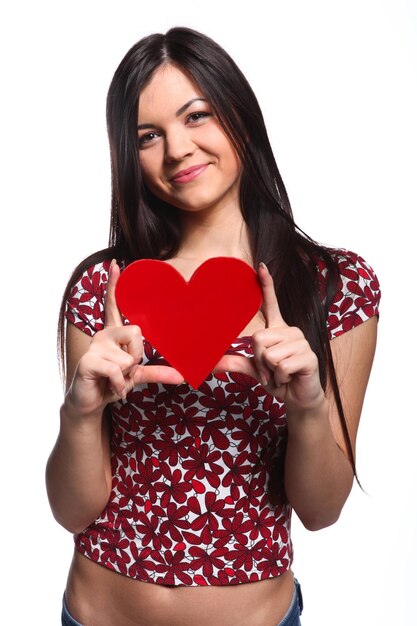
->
[61,394,104,427]
[286,394,329,431]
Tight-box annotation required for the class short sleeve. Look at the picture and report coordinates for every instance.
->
[65,260,111,336]
[323,250,381,340]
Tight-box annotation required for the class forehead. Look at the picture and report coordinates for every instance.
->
[137,65,203,119]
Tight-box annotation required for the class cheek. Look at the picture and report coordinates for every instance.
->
[211,132,241,175]
[223,145,242,179]
[139,155,161,189]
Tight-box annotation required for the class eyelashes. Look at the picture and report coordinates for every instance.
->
[138,131,160,148]
[138,111,213,149]
[187,111,212,123]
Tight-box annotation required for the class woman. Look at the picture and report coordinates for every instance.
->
[46,27,380,626]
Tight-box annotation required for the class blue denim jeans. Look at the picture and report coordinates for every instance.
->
[62,579,303,625]
[62,595,83,626]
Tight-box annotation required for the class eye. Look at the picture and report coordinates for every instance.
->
[138,131,160,148]
[187,111,212,124]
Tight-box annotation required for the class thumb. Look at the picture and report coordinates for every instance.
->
[213,355,259,381]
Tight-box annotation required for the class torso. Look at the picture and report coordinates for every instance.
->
[65,257,292,625]
[66,549,295,626]
[65,255,296,624]
[63,251,380,625]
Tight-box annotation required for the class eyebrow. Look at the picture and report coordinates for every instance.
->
[175,97,207,117]
[137,98,207,130]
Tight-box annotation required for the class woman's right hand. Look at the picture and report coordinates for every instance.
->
[65,260,185,418]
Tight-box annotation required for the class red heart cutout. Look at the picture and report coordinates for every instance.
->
[115,257,262,388]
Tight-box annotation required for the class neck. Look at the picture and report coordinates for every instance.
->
[176,202,252,265]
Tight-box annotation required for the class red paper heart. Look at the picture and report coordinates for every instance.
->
[115,257,262,388]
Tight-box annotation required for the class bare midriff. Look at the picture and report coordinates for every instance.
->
[65,549,295,626]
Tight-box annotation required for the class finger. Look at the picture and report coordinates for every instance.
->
[258,262,286,329]
[77,352,128,400]
[259,334,307,374]
[92,326,143,368]
[111,325,143,366]
[270,350,319,386]
[132,364,186,386]
[260,346,297,382]
[213,355,259,380]
[104,259,124,328]
[249,338,272,388]
[255,330,314,389]
[122,325,143,366]
[98,344,136,377]
[251,327,295,387]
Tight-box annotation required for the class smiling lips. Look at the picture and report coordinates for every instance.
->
[170,163,209,184]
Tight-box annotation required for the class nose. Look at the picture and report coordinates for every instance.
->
[164,128,195,163]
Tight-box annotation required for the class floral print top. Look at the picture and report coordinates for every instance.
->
[65,250,380,586]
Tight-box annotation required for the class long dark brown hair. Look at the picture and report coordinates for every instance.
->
[58,26,356,476]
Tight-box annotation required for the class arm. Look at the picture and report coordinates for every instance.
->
[45,323,113,533]
[216,262,378,531]
[46,260,184,533]
[283,316,377,530]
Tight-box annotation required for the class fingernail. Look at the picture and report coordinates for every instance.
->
[258,262,269,273]
[260,370,270,387]
[109,258,117,277]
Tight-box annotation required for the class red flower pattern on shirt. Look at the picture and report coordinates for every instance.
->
[66,250,380,586]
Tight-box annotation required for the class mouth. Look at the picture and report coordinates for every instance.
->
[169,163,209,184]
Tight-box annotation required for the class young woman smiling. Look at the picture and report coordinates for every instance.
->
[46,27,380,626]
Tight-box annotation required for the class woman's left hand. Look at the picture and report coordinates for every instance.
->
[215,263,326,413]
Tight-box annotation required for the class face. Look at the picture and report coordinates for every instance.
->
[137,65,242,215]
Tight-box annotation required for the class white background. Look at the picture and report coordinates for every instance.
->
[1,1,416,624]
